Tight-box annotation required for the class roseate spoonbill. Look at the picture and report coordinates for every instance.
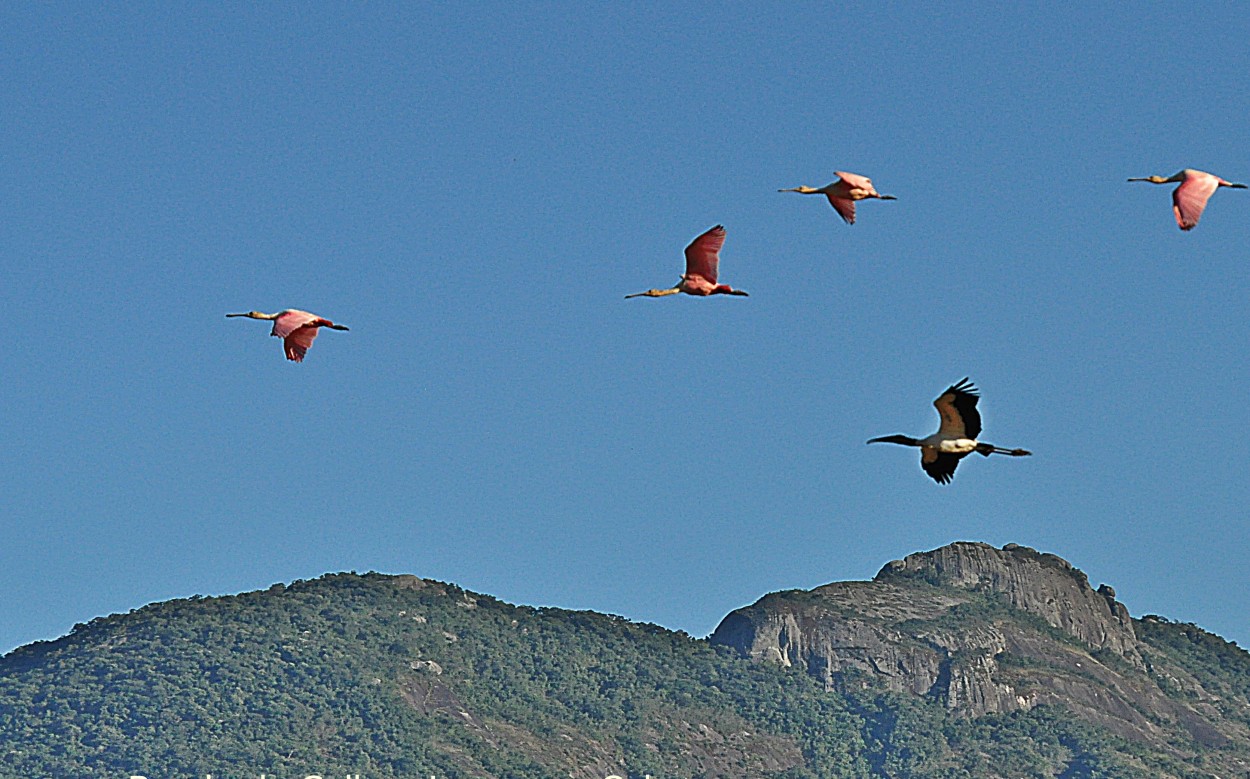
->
[625,225,749,299]
[867,378,1031,484]
[1128,169,1247,230]
[778,171,897,224]
[226,309,349,362]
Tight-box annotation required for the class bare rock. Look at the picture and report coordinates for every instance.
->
[708,541,1219,747]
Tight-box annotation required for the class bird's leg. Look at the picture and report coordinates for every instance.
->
[625,287,681,299]
[976,442,1032,457]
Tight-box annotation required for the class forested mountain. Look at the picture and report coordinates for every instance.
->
[1,543,1246,778]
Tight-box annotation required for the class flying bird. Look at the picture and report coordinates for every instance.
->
[226,309,349,362]
[867,378,1031,484]
[625,225,749,299]
[1127,169,1246,230]
[778,171,897,224]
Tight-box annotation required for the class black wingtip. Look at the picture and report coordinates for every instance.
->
[948,377,979,397]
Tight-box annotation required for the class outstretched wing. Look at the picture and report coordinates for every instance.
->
[269,310,320,362]
[1173,173,1219,230]
[921,448,966,484]
[933,377,982,440]
[283,327,320,362]
[825,194,857,224]
[833,171,874,191]
[269,309,318,339]
[683,225,726,284]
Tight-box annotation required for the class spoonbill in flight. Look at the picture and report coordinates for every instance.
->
[226,309,349,362]
[778,171,896,224]
[1128,169,1246,230]
[625,225,749,299]
[867,378,1031,484]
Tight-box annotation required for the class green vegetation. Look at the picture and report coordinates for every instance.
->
[1137,615,1250,729]
[0,573,1242,778]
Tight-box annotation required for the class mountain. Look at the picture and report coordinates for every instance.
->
[711,542,1250,771]
[1,542,1247,778]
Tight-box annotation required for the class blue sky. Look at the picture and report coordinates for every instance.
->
[3,4,1249,656]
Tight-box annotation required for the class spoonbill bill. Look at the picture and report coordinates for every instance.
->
[625,225,749,299]
[1128,169,1246,230]
[226,309,349,362]
[867,378,1031,484]
[778,171,896,224]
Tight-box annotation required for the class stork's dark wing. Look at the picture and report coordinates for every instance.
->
[934,377,982,440]
[921,448,966,484]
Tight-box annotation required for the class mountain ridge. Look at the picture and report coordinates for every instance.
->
[2,541,1247,778]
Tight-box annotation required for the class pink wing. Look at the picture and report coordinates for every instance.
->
[833,171,874,191]
[269,309,319,339]
[283,327,319,362]
[826,195,857,224]
[1173,174,1219,230]
[683,225,726,284]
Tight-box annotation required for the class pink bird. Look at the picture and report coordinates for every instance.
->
[625,225,749,299]
[226,309,349,362]
[779,171,897,224]
[1128,168,1247,230]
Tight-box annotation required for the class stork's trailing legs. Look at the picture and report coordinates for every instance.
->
[975,443,1032,457]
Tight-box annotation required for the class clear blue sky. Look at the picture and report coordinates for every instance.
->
[3,4,1248,655]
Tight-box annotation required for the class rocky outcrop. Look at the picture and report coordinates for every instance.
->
[877,542,1141,665]
[710,581,969,698]
[708,542,1244,750]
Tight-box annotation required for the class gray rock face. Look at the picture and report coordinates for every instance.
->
[708,542,1232,748]
[711,581,971,699]
[878,542,1141,666]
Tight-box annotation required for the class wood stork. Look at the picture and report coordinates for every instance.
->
[778,171,896,225]
[625,225,749,299]
[226,309,349,362]
[1128,169,1247,231]
[867,378,1031,484]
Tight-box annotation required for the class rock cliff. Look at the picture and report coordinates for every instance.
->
[710,542,1250,752]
